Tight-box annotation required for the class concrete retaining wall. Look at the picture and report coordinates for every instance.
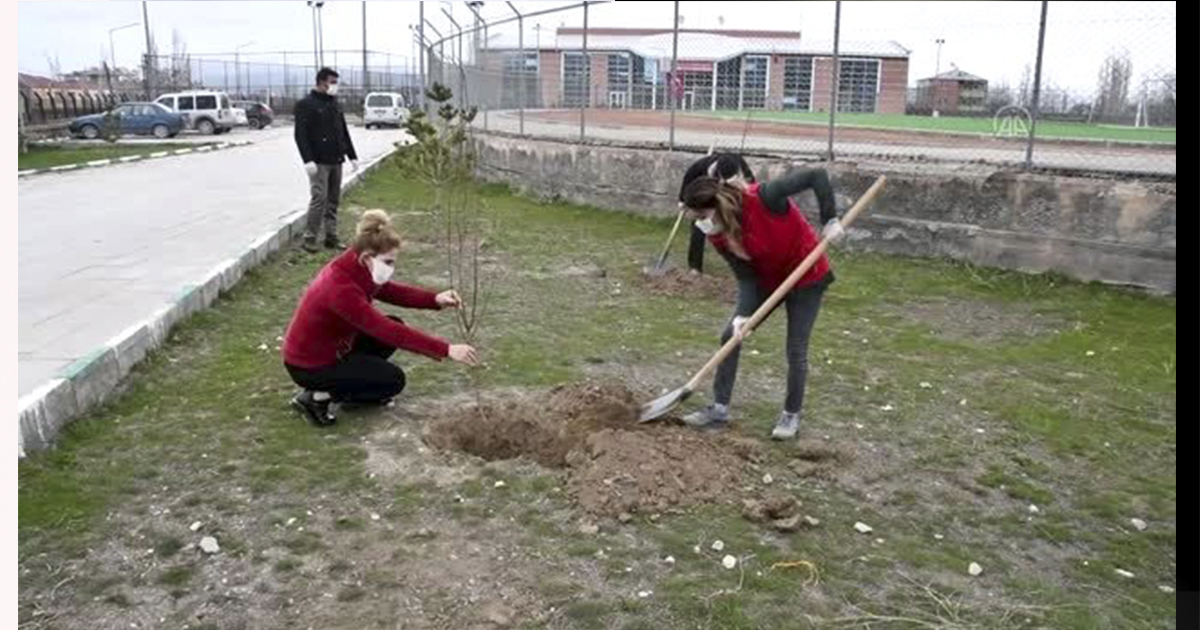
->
[473,134,1175,294]
[17,149,399,458]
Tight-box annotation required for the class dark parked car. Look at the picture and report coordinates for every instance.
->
[68,102,185,140]
[233,101,274,130]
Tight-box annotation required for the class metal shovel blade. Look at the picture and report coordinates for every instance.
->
[638,386,693,423]
[642,255,676,277]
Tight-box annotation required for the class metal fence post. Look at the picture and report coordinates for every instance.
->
[827,0,841,161]
[511,2,525,135]
[581,1,588,142]
[1024,0,1049,170]
[669,0,679,150]
[419,2,427,114]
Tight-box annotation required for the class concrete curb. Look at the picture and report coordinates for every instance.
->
[17,147,399,458]
[17,140,255,179]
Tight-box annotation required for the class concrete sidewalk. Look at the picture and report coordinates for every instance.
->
[19,124,405,449]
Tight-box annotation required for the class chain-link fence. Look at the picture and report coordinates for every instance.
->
[418,0,1174,176]
[142,49,422,117]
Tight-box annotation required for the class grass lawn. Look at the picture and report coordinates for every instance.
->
[694,110,1178,144]
[18,161,1176,628]
[18,143,210,171]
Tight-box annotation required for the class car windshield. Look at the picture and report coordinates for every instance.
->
[151,103,171,114]
[367,95,393,107]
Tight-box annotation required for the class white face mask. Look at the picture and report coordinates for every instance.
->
[695,216,722,236]
[326,83,339,96]
[369,257,394,285]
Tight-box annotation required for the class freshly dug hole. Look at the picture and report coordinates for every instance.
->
[637,268,736,301]
[423,382,639,468]
[424,381,754,516]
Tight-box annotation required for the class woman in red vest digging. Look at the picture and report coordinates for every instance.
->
[678,165,844,440]
[282,210,480,426]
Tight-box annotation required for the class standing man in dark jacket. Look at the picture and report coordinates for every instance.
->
[295,67,359,253]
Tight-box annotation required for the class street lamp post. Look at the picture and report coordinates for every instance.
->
[308,1,326,69]
[109,22,140,74]
[933,38,946,116]
[235,41,255,97]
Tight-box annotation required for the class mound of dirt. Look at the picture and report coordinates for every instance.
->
[423,381,755,517]
[637,268,737,301]
[567,428,747,516]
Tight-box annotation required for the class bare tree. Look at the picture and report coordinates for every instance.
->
[985,80,1013,114]
[169,29,192,90]
[1093,51,1133,123]
[44,53,62,80]
[1016,63,1031,108]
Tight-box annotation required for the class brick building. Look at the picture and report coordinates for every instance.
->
[915,69,989,114]
[478,27,910,114]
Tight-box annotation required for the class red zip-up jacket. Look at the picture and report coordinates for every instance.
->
[282,249,450,369]
[710,183,830,292]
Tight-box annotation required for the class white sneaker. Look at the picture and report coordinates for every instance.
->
[682,404,731,429]
[771,411,800,440]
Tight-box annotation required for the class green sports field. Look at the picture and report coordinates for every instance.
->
[695,109,1177,144]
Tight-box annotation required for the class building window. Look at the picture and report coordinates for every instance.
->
[563,52,589,108]
[503,52,539,108]
[681,69,713,111]
[783,56,814,111]
[741,55,769,109]
[607,53,631,108]
[716,57,741,110]
[837,58,879,113]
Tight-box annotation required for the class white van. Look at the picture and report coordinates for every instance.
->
[154,90,237,135]
[364,92,409,129]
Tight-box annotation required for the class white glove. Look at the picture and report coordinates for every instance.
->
[350,159,360,172]
[303,162,318,177]
[731,315,750,340]
[822,218,846,243]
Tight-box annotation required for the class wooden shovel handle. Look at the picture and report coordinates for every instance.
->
[683,176,887,392]
[656,208,688,268]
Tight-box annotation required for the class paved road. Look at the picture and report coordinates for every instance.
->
[481,111,1176,176]
[18,124,404,397]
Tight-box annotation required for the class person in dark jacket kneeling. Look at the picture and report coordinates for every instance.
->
[282,209,480,426]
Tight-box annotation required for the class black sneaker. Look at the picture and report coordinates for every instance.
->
[323,237,344,250]
[291,390,336,426]
[301,237,320,254]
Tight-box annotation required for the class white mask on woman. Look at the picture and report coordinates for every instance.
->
[695,216,723,236]
[369,257,394,285]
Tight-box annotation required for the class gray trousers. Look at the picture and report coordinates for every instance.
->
[713,279,828,414]
[305,163,343,242]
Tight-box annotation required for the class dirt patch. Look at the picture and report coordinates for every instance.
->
[889,297,1066,343]
[789,439,854,480]
[424,382,762,517]
[636,268,737,301]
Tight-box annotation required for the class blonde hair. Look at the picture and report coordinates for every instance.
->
[353,209,402,254]
[681,177,749,259]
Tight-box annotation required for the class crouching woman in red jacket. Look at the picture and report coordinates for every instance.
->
[282,209,479,426]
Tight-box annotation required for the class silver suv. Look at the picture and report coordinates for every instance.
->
[154,90,237,135]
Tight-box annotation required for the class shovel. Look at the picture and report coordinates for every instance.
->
[643,140,719,277]
[638,175,888,423]
[642,207,688,277]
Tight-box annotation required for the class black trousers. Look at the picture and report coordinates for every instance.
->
[285,317,407,404]
[688,222,707,272]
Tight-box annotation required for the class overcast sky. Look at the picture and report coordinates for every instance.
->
[18,1,1175,94]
